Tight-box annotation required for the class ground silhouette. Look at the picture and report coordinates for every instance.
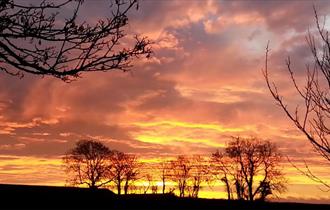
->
[0,184,328,210]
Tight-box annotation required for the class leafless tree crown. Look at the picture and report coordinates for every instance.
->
[110,151,139,195]
[168,155,210,198]
[63,139,113,189]
[211,137,286,201]
[263,7,329,189]
[0,0,152,81]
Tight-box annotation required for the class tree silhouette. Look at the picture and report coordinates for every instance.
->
[169,155,209,198]
[0,0,152,81]
[122,154,139,195]
[109,151,139,194]
[263,7,330,189]
[109,151,127,195]
[170,155,192,197]
[159,160,171,194]
[63,139,113,189]
[212,137,286,201]
[141,173,153,194]
[189,155,210,198]
[211,151,234,200]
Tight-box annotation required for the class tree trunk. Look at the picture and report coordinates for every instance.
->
[235,180,240,200]
[124,180,129,195]
[248,182,253,201]
[162,177,166,194]
[224,179,231,200]
[117,180,121,195]
[90,180,96,189]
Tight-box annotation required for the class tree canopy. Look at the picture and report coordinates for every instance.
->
[212,137,287,201]
[63,140,113,189]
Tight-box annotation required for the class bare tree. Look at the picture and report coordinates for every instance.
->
[63,139,113,189]
[110,151,139,195]
[211,149,248,201]
[228,137,286,201]
[263,7,330,189]
[170,155,192,197]
[141,173,152,194]
[211,150,234,200]
[212,137,286,201]
[109,151,126,195]
[0,0,152,81]
[159,160,171,194]
[189,155,210,198]
[123,154,139,195]
[168,155,209,198]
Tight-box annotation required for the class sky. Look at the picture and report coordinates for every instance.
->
[0,0,330,203]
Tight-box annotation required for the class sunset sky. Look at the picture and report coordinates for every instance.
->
[0,0,330,203]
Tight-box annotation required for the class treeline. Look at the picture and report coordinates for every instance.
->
[63,137,287,201]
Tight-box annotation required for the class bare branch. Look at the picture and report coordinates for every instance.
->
[263,7,330,189]
[0,0,152,81]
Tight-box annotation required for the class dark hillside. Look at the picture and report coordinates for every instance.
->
[0,184,115,209]
[0,184,328,210]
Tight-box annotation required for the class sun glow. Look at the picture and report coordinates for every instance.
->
[133,121,249,132]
